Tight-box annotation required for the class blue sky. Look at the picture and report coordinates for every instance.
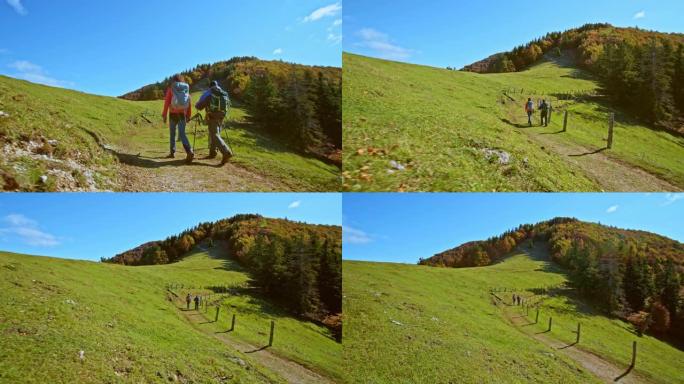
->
[0,0,342,96]
[343,0,684,69]
[343,193,684,264]
[0,193,341,261]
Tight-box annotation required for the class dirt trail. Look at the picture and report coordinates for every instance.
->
[504,107,682,192]
[498,302,646,383]
[525,130,681,192]
[175,300,333,384]
[109,147,291,192]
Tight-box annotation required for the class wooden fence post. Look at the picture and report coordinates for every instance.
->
[269,321,275,347]
[630,341,637,369]
[231,314,236,331]
[535,309,539,324]
[548,317,553,332]
[215,306,220,322]
[607,113,615,149]
[563,111,568,132]
[576,323,581,344]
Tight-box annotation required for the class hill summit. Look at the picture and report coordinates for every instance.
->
[420,217,684,343]
[462,23,684,131]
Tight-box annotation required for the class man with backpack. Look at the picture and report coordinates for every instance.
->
[539,99,549,127]
[195,81,233,165]
[194,295,200,310]
[524,98,534,127]
[185,293,192,310]
[162,74,194,163]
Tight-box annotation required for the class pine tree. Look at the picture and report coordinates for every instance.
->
[662,258,681,317]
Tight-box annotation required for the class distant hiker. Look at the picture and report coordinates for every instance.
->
[540,99,549,127]
[194,295,200,310]
[512,294,517,305]
[524,98,534,126]
[162,74,194,163]
[186,293,192,310]
[195,81,233,165]
[517,296,522,306]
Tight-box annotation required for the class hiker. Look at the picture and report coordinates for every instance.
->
[194,295,200,310]
[195,81,233,165]
[524,98,534,126]
[517,296,522,306]
[540,99,549,127]
[162,74,194,163]
[186,293,192,310]
[512,294,517,305]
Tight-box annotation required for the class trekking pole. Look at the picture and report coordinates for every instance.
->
[193,118,198,152]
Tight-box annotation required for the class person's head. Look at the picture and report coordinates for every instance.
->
[174,74,184,83]
[528,98,532,102]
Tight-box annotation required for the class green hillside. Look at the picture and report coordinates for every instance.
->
[0,75,339,192]
[342,52,684,192]
[0,247,341,383]
[342,246,684,383]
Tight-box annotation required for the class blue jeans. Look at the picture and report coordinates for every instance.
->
[169,113,192,154]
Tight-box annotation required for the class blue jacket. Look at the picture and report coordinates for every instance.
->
[195,86,229,111]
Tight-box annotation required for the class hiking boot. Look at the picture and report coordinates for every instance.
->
[220,153,232,165]
[166,153,175,159]
[186,152,194,164]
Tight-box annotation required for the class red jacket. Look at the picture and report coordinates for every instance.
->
[162,87,192,119]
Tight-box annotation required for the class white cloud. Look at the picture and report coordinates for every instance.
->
[633,10,646,19]
[3,213,36,227]
[7,60,75,89]
[606,205,619,213]
[662,193,684,206]
[0,214,60,247]
[355,28,413,61]
[327,33,342,45]
[5,0,27,15]
[288,200,301,209]
[343,225,372,245]
[273,48,283,55]
[332,19,342,27]
[303,2,341,22]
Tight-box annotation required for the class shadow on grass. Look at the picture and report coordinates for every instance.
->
[558,341,578,349]
[540,130,565,135]
[568,147,607,157]
[114,152,224,169]
[244,345,270,354]
[614,365,634,382]
[500,118,530,129]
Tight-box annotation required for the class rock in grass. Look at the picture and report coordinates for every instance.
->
[0,111,9,118]
[482,148,511,165]
[39,175,48,184]
[389,160,406,171]
[391,319,403,326]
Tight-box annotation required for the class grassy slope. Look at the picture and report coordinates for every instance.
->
[342,246,684,383]
[0,76,338,191]
[342,53,684,191]
[0,248,340,383]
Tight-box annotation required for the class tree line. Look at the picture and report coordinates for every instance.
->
[102,214,342,340]
[120,57,341,164]
[461,23,684,131]
[420,217,684,345]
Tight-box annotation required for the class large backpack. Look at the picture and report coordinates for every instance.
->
[170,82,190,110]
[208,88,230,117]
